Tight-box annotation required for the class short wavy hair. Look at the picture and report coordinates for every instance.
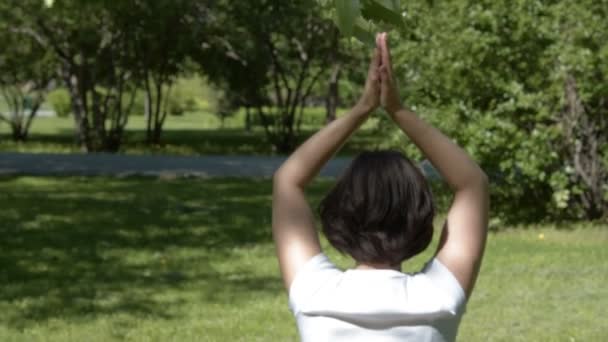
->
[319,150,435,266]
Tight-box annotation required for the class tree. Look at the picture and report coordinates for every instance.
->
[371,0,607,221]
[199,0,336,153]
[549,0,608,219]
[319,0,405,123]
[0,3,55,141]
[7,0,214,151]
[122,0,209,145]
[196,7,271,132]
[9,0,140,152]
[327,0,607,221]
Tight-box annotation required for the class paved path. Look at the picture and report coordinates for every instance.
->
[0,152,353,178]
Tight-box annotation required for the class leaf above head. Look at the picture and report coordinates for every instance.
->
[44,0,54,8]
[335,0,361,37]
[361,0,404,30]
[353,19,376,48]
[376,0,401,12]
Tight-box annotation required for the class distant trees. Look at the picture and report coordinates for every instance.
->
[0,5,54,141]
[0,0,604,221]
[200,0,338,153]
[0,0,375,153]
[7,1,141,151]
[122,0,207,145]
[3,0,208,151]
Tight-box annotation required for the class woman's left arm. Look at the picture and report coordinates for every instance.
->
[273,39,381,290]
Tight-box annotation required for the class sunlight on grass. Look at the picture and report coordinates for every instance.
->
[0,111,382,156]
[0,177,606,341]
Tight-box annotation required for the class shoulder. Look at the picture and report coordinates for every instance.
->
[288,253,342,313]
[415,258,468,315]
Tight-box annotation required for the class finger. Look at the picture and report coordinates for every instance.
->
[368,43,381,77]
[373,43,381,67]
[370,70,379,83]
[373,35,382,66]
[380,66,390,96]
[379,65,389,87]
[381,32,393,74]
[376,33,383,70]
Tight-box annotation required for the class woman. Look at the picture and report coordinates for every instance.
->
[272,33,489,341]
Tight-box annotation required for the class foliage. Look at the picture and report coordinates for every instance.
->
[46,88,71,117]
[3,0,210,150]
[122,0,207,144]
[199,0,337,153]
[0,6,55,141]
[0,0,605,222]
[323,0,404,46]
[6,0,137,151]
[369,0,607,221]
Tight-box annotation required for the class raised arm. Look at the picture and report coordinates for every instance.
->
[272,39,382,290]
[379,33,489,298]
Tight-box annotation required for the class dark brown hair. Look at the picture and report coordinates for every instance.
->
[319,150,435,266]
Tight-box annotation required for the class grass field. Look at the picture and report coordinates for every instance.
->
[0,177,606,341]
[0,110,383,156]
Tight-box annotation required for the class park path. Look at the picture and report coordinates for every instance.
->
[0,152,352,178]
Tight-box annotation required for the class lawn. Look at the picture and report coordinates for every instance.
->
[0,177,606,341]
[0,111,383,156]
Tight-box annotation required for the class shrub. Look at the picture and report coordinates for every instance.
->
[47,89,71,117]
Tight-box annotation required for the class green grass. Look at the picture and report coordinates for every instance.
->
[0,177,606,341]
[0,110,383,156]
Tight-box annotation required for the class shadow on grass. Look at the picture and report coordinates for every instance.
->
[0,177,331,328]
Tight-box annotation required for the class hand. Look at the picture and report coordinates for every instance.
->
[355,35,382,114]
[378,32,403,115]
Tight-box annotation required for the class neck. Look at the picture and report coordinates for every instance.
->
[355,262,401,271]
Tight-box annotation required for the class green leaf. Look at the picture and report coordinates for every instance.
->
[353,19,376,48]
[335,0,361,37]
[378,0,401,12]
[361,0,404,29]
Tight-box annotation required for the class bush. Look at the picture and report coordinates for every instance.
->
[370,0,608,223]
[167,87,186,116]
[47,89,71,117]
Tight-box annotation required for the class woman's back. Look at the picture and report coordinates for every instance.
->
[272,33,489,341]
[289,254,466,342]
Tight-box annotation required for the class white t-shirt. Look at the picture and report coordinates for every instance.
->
[289,254,467,342]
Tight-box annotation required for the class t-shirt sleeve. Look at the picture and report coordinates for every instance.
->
[421,258,467,315]
[288,253,341,315]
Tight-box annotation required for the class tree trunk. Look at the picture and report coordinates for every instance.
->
[144,73,154,144]
[274,136,294,154]
[325,63,341,124]
[145,92,152,143]
[21,100,42,142]
[245,106,252,132]
[325,27,341,124]
[62,65,92,152]
[11,125,25,142]
[10,103,41,142]
[561,74,608,219]
[151,122,163,145]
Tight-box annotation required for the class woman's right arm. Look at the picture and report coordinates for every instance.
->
[379,33,489,299]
